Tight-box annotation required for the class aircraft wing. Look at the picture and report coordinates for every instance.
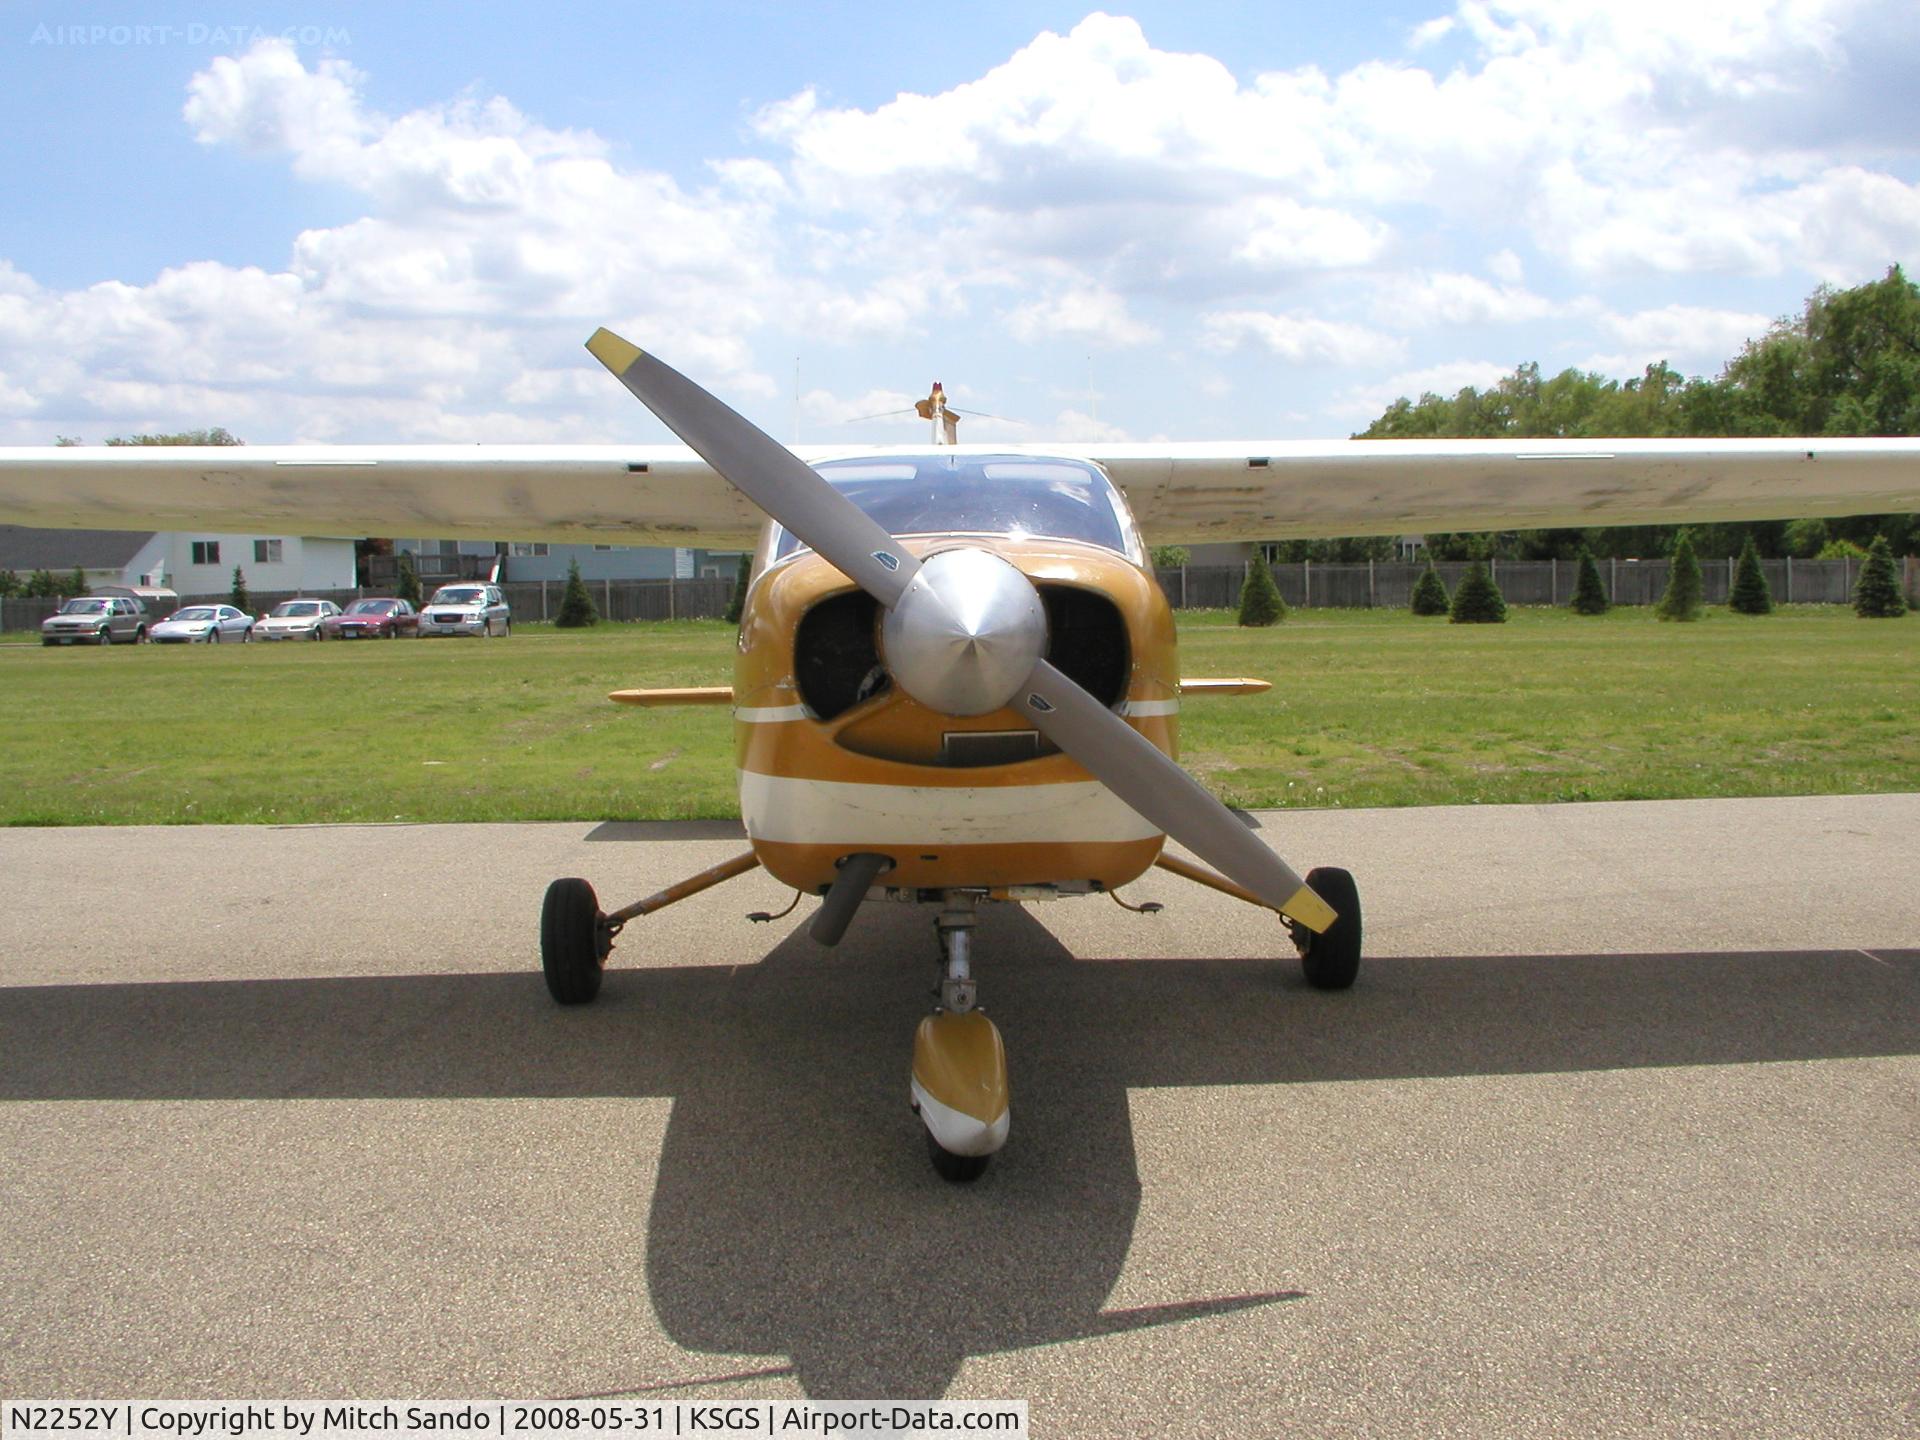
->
[0,436,1916,545]
[1079,438,1920,542]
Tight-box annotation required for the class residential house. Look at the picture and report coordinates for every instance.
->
[0,525,356,595]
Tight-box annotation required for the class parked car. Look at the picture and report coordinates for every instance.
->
[41,595,147,646]
[419,584,510,637]
[149,604,255,644]
[254,598,343,640]
[323,597,419,639]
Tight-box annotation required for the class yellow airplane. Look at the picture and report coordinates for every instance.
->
[4,330,1919,1181]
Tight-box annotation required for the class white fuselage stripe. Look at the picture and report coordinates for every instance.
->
[1119,699,1179,717]
[734,704,811,723]
[738,771,1160,845]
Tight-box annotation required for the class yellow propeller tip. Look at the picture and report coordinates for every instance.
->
[1282,884,1338,934]
[586,327,643,375]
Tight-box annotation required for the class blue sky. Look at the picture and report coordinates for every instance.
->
[2,0,1918,447]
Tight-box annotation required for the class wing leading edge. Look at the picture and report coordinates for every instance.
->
[0,436,1916,545]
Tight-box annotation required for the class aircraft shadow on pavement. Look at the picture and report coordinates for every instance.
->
[2,906,1914,1397]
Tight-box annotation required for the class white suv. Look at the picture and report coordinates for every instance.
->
[420,584,511,637]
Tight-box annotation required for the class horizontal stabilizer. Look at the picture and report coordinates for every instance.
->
[1178,677,1272,697]
[608,686,735,706]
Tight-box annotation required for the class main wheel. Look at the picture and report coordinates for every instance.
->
[541,876,606,1005]
[925,1129,991,1184]
[1297,866,1362,991]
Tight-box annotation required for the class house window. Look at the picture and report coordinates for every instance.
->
[593,545,614,551]
[253,539,283,564]
[509,542,549,557]
[191,541,220,565]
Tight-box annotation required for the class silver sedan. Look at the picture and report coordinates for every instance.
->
[149,605,255,644]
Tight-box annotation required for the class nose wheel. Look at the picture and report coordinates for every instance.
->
[911,896,1009,1182]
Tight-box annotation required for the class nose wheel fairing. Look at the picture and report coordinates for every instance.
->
[911,1011,1011,1161]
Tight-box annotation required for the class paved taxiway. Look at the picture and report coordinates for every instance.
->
[3,794,1917,1435]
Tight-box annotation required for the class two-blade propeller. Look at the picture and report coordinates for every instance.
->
[586,328,1335,932]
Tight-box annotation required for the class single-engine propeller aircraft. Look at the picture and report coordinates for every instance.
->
[3,331,1918,1180]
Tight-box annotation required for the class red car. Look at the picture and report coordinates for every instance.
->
[323,598,420,639]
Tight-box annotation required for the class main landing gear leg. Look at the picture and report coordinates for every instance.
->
[540,851,762,1005]
[912,895,1009,1183]
[1151,853,1364,991]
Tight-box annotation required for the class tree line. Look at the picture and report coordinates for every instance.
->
[1274,266,1920,564]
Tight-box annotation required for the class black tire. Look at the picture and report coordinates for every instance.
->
[925,1129,991,1184]
[134,626,147,643]
[1298,866,1362,991]
[98,626,112,646]
[541,876,605,1005]
[243,626,253,643]
[209,628,221,644]
[308,626,322,640]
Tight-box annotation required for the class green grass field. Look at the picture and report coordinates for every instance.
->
[1,606,1914,825]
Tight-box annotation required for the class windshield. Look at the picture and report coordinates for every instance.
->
[431,588,484,605]
[772,455,1136,561]
[173,607,217,622]
[271,602,322,617]
[59,599,111,614]
[346,600,397,615]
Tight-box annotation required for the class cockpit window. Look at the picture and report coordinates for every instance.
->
[772,454,1136,561]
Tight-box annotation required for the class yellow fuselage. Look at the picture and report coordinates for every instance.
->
[734,534,1178,894]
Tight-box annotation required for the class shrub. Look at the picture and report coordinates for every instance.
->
[723,552,751,625]
[1570,545,1609,615]
[1728,535,1772,615]
[229,566,251,613]
[66,566,88,597]
[1448,558,1507,623]
[0,569,18,598]
[1853,534,1908,618]
[1656,530,1704,622]
[555,558,598,627]
[1410,561,1448,615]
[1237,557,1286,626]
[395,552,423,608]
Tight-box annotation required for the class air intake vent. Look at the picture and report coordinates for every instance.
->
[795,590,887,720]
[1039,584,1129,708]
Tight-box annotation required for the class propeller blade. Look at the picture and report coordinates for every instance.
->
[586,329,917,606]
[1015,659,1337,932]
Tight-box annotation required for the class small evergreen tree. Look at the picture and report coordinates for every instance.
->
[1656,529,1704,622]
[1853,534,1908,617]
[65,566,88,597]
[25,568,57,598]
[1570,545,1609,615]
[1728,535,1772,615]
[555,557,598,627]
[1409,561,1449,615]
[723,552,751,625]
[1448,558,1507,623]
[395,552,422,608]
[1237,556,1286,626]
[0,570,19,598]
[229,566,251,613]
